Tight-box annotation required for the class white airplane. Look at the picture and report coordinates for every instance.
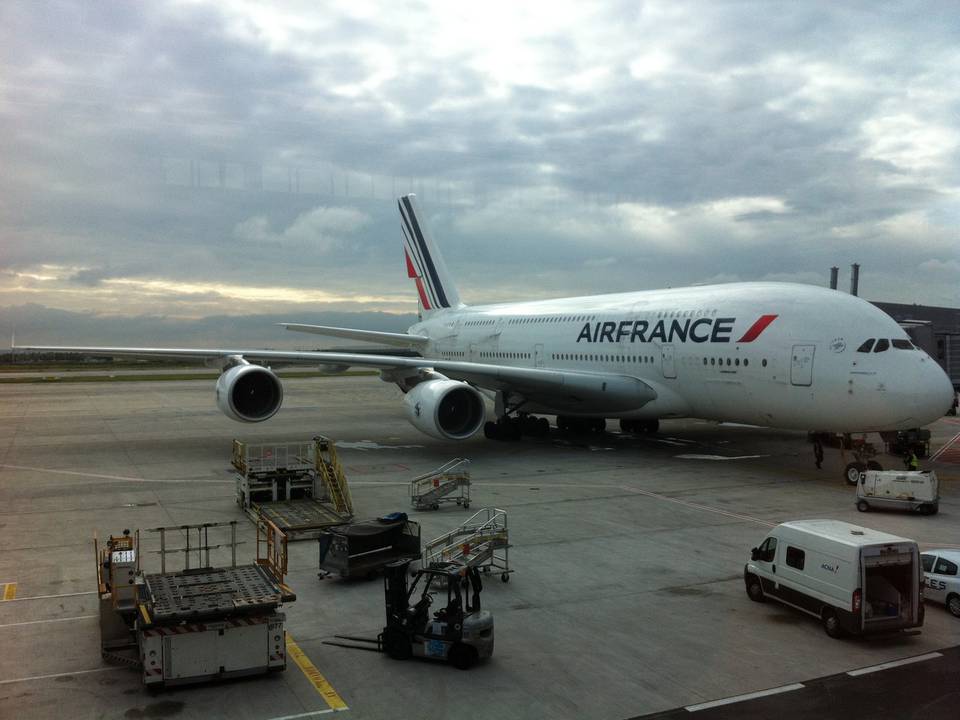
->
[19,194,953,463]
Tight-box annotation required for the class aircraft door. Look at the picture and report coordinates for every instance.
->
[661,343,677,379]
[534,344,544,368]
[790,344,815,386]
[469,343,478,362]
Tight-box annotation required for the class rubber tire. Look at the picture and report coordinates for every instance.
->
[746,575,765,602]
[620,419,636,433]
[448,642,477,670]
[463,502,469,509]
[947,594,960,618]
[822,610,844,639]
[856,500,869,512]
[501,573,510,583]
[867,460,883,471]
[483,421,497,440]
[383,627,412,660]
[644,419,660,434]
[844,462,865,486]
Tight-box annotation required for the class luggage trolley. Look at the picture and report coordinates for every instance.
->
[409,458,471,511]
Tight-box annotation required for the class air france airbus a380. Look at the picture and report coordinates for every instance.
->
[20,194,953,458]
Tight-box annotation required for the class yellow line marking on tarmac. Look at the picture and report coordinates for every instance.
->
[286,635,348,712]
[2,583,16,600]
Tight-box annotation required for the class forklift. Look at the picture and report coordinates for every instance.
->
[380,560,494,670]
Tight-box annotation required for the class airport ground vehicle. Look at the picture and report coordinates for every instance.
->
[856,470,939,514]
[318,516,420,579]
[380,560,493,669]
[744,520,924,638]
[921,550,960,618]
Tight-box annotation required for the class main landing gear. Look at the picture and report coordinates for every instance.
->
[619,419,660,434]
[483,414,550,441]
[810,432,884,485]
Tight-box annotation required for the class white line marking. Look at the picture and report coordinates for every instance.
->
[0,666,123,685]
[675,454,770,461]
[685,683,805,712]
[4,590,97,603]
[847,652,942,676]
[930,431,960,461]
[621,486,776,527]
[0,463,231,484]
[266,710,338,720]
[0,614,97,629]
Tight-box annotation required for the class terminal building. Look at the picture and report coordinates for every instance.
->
[873,301,960,388]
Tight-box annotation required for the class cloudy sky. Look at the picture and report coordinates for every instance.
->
[1,0,958,346]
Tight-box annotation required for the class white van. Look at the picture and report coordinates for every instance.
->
[856,470,939,515]
[744,520,924,638]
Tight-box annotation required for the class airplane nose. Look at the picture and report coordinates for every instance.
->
[914,358,954,425]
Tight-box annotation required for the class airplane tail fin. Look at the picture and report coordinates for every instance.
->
[398,194,463,314]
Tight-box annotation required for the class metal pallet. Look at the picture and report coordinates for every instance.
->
[142,564,283,621]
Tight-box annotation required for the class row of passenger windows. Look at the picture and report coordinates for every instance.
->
[857,338,916,353]
[552,353,657,363]
[464,308,725,326]
[480,351,531,360]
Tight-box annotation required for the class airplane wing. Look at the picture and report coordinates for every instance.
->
[16,344,657,411]
[277,323,429,349]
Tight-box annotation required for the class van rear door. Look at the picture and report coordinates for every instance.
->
[861,543,921,632]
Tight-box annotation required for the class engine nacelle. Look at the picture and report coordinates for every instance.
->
[215,364,283,422]
[403,379,486,440]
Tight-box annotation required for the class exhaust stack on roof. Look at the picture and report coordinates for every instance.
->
[829,267,839,290]
[850,263,860,296]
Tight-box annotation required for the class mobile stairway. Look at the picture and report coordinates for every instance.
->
[422,507,512,582]
[409,458,471,511]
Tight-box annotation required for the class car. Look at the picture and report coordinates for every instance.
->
[921,549,960,617]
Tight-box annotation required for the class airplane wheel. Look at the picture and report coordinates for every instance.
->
[538,417,550,435]
[844,462,865,485]
[483,421,497,439]
[644,419,660,433]
[501,573,510,583]
[856,500,869,512]
[620,419,636,433]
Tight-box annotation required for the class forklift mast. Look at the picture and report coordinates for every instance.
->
[383,560,411,627]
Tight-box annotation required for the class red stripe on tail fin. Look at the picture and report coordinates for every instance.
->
[405,250,419,279]
[414,278,431,310]
[737,314,778,343]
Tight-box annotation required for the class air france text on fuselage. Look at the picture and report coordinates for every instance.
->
[576,317,741,344]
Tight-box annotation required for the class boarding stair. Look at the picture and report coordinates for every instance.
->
[422,507,512,582]
[312,435,354,516]
[410,458,471,510]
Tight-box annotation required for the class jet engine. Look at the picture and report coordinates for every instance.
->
[215,363,283,422]
[403,379,486,440]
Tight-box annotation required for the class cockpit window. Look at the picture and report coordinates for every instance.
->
[891,339,914,350]
[873,339,889,352]
[857,339,875,353]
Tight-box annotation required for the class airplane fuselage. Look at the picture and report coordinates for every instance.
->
[409,282,951,432]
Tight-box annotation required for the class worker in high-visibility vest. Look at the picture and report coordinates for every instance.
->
[906,450,920,471]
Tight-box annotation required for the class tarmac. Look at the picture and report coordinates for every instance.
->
[0,374,958,720]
